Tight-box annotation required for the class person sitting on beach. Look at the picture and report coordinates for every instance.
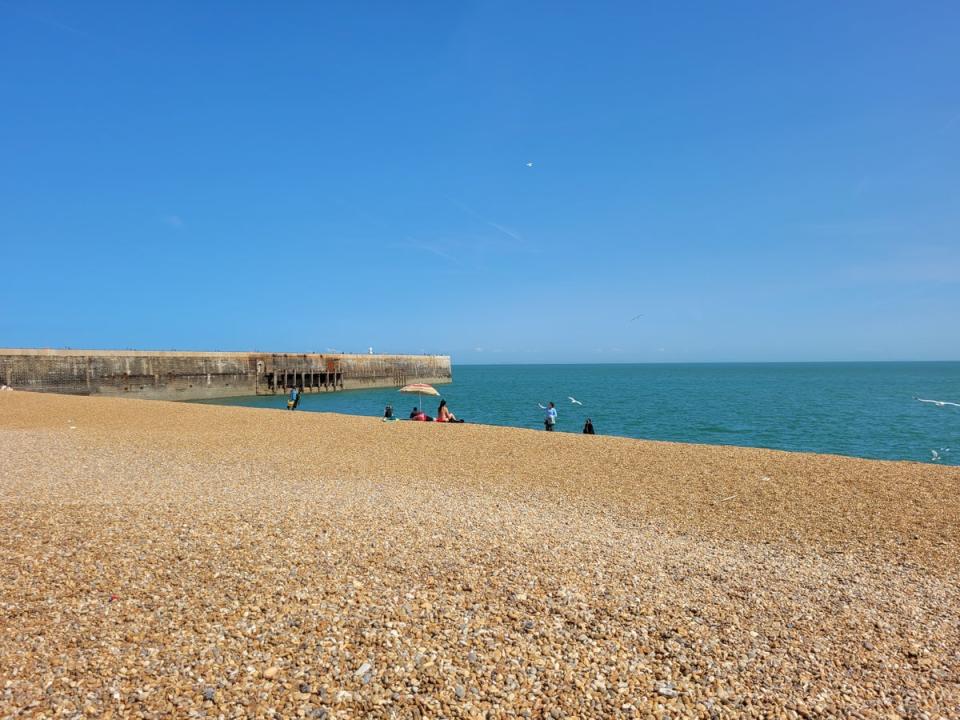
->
[436,399,462,423]
[411,409,433,421]
[410,406,420,419]
[582,418,595,434]
[384,404,394,419]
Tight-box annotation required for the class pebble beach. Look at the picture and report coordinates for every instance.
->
[1,391,958,719]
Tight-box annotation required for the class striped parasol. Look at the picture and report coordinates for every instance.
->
[399,383,440,410]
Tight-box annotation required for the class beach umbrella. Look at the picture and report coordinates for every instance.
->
[399,383,440,411]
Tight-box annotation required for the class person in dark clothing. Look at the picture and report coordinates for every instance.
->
[410,406,420,419]
[582,418,595,434]
[384,404,394,419]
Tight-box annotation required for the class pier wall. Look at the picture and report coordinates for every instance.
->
[0,349,452,400]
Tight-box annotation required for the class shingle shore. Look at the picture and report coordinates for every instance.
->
[1,392,958,719]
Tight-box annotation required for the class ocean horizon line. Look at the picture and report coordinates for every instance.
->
[453,359,960,367]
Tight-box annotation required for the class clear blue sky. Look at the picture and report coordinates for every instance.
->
[1,2,957,363]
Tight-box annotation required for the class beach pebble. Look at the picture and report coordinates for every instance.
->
[0,391,958,719]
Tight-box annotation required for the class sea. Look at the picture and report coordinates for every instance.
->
[198,362,960,466]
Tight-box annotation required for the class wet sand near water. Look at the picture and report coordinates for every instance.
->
[1,391,958,718]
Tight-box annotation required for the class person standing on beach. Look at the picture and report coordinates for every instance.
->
[583,418,595,434]
[544,402,557,431]
[288,386,299,410]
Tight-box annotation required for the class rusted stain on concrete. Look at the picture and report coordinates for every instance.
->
[0,349,452,400]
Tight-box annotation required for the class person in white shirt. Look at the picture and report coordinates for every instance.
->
[544,401,557,431]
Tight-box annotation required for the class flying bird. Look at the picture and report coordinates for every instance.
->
[931,449,941,461]
[630,314,644,322]
[526,162,534,167]
[917,397,960,408]
[568,396,583,405]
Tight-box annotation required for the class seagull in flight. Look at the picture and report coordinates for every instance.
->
[629,314,644,322]
[526,162,534,167]
[917,397,960,408]
[568,396,583,405]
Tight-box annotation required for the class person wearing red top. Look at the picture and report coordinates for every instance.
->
[410,407,432,421]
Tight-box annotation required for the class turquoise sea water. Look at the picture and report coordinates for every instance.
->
[199,363,960,466]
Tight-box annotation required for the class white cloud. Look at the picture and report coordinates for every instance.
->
[450,198,529,247]
[487,221,523,243]
[390,237,462,265]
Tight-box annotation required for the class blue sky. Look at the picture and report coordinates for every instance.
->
[1,2,957,363]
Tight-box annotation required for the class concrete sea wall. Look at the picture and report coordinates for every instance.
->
[0,349,452,401]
